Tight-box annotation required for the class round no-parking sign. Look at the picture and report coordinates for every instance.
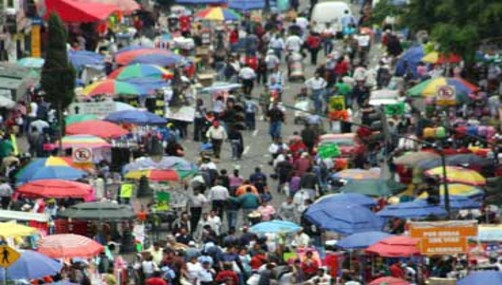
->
[72,147,93,164]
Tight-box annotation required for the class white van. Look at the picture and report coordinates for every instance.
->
[311,1,353,34]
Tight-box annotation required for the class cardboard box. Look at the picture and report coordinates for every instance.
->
[197,73,215,87]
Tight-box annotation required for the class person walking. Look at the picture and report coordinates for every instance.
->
[266,102,285,140]
[244,95,259,130]
[206,121,227,160]
[208,180,230,216]
[239,64,257,95]
[305,73,327,114]
[238,187,261,225]
[306,31,322,66]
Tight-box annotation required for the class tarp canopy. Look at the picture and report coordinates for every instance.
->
[43,0,118,23]
[228,0,265,10]
[73,0,140,14]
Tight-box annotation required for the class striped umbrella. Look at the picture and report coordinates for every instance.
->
[124,169,180,181]
[195,7,241,21]
[37,234,104,258]
[407,76,477,98]
[114,48,171,65]
[82,79,144,97]
[108,63,173,80]
[61,134,111,149]
[424,166,486,186]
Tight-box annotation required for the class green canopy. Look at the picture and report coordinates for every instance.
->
[65,114,98,125]
[340,179,407,197]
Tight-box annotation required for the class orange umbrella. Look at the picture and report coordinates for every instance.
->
[365,236,420,257]
[66,120,129,138]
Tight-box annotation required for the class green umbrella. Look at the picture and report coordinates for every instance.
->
[340,179,407,197]
[65,114,98,125]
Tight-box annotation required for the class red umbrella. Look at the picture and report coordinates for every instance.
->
[66,120,129,138]
[369,277,411,285]
[38,234,104,258]
[365,236,420,257]
[17,179,93,198]
[115,48,171,65]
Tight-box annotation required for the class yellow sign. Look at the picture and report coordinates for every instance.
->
[0,245,20,267]
[409,220,478,256]
[329,96,345,111]
[31,25,41,58]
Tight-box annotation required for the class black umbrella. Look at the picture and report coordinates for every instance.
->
[58,201,136,221]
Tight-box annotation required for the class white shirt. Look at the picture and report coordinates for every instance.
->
[190,193,208,208]
[208,185,229,201]
[356,34,370,47]
[207,215,222,235]
[305,77,327,90]
[285,35,303,52]
[268,143,289,154]
[292,232,310,247]
[141,260,156,275]
[186,262,203,282]
[206,126,227,140]
[29,102,38,118]
[239,67,256,80]
[296,17,309,31]
[269,37,285,49]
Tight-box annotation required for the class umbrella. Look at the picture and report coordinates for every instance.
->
[82,79,145,97]
[115,101,137,111]
[446,154,493,167]
[65,114,97,125]
[18,57,45,68]
[417,183,484,199]
[58,201,136,221]
[16,157,93,182]
[457,271,502,285]
[340,179,407,197]
[394,151,440,166]
[16,179,93,198]
[68,50,104,70]
[124,169,180,182]
[114,48,171,65]
[369,277,410,285]
[16,166,86,183]
[422,51,462,64]
[305,204,384,234]
[0,222,37,238]
[315,193,376,208]
[66,120,129,138]
[129,53,184,66]
[123,156,198,172]
[195,7,241,21]
[105,110,167,125]
[77,0,140,14]
[476,225,502,242]
[365,236,420,257]
[202,82,243,93]
[61,134,111,149]
[337,231,393,249]
[228,0,265,10]
[424,166,486,185]
[332,168,381,180]
[123,78,169,93]
[414,195,481,210]
[115,45,144,55]
[108,63,173,80]
[377,201,448,219]
[407,76,477,98]
[38,234,104,258]
[0,250,62,280]
[395,45,424,78]
[250,220,302,234]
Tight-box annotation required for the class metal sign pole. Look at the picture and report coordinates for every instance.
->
[3,267,6,285]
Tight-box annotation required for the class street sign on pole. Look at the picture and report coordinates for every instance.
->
[0,245,20,268]
[72,147,93,164]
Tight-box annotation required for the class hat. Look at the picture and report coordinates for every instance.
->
[188,241,196,247]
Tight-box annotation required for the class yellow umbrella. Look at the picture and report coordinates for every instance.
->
[422,51,462,64]
[418,183,484,198]
[424,166,486,186]
[0,222,37,238]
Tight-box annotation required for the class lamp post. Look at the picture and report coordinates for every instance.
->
[438,146,451,217]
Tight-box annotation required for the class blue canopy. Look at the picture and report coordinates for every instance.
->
[115,45,144,55]
[105,110,167,125]
[305,203,384,234]
[337,231,393,249]
[130,53,183,66]
[315,193,376,208]
[228,0,265,10]
[0,250,62,280]
[250,220,301,234]
[415,195,481,210]
[377,201,448,219]
[68,50,104,70]
[17,166,86,183]
[124,78,169,93]
[457,271,502,285]
[395,45,424,78]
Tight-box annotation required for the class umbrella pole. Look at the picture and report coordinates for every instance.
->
[440,149,451,217]
[2,267,6,285]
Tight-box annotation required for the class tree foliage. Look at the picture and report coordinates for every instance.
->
[40,13,76,111]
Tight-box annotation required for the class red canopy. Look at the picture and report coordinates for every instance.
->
[66,120,129,138]
[74,0,140,14]
[365,236,420,258]
[17,179,93,198]
[44,0,118,23]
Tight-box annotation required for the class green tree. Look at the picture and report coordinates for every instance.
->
[40,13,76,150]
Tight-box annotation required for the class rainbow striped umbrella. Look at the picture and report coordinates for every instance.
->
[407,77,477,98]
[115,48,170,65]
[125,169,180,182]
[61,135,111,149]
[82,79,144,97]
[108,63,173,80]
[195,7,241,21]
[424,166,486,186]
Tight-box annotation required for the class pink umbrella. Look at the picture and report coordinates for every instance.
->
[115,48,171,65]
[38,234,104,258]
[66,120,129,138]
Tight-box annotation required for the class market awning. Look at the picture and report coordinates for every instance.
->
[43,0,118,23]
[0,77,23,91]
[0,210,49,222]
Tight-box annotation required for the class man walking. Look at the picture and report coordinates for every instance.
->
[266,102,285,140]
[305,73,327,114]
[206,121,227,160]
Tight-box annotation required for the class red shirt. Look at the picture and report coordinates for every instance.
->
[250,254,267,269]
[389,264,405,278]
[301,258,320,275]
[245,56,258,71]
[229,30,239,44]
[306,35,322,49]
[146,277,167,285]
[215,270,239,284]
[334,60,349,76]
[179,15,191,32]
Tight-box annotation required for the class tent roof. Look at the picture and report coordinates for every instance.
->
[44,0,118,23]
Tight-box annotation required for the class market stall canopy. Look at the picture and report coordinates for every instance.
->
[82,79,145,97]
[414,195,481,210]
[424,166,486,186]
[38,234,104,258]
[114,48,171,65]
[315,193,376,208]
[305,203,384,234]
[0,210,49,223]
[416,154,493,170]
[108,64,173,80]
[407,76,477,98]
[68,50,104,70]
[42,0,118,23]
[58,201,136,221]
[61,134,111,149]
[418,183,484,199]
[105,109,167,125]
[195,7,241,21]
[16,165,87,183]
[336,231,393,249]
[66,120,129,138]
[123,156,197,173]
[365,236,420,257]
[339,179,407,197]
[16,179,93,198]
[0,222,37,238]
[332,168,381,181]
[73,0,140,14]
[250,220,302,234]
[377,200,448,219]
[65,114,97,125]
[457,271,502,285]
[15,157,93,182]
[228,0,265,10]
[393,151,440,166]
[0,250,63,281]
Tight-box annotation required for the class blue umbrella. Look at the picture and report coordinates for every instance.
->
[377,201,448,219]
[457,271,502,285]
[105,110,167,125]
[395,45,424,78]
[115,45,144,55]
[17,166,86,183]
[250,220,301,234]
[305,204,384,234]
[124,78,169,93]
[414,196,481,210]
[228,0,265,10]
[0,250,62,280]
[114,101,137,111]
[68,50,104,70]
[337,231,393,249]
[315,193,376,208]
[130,53,183,66]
